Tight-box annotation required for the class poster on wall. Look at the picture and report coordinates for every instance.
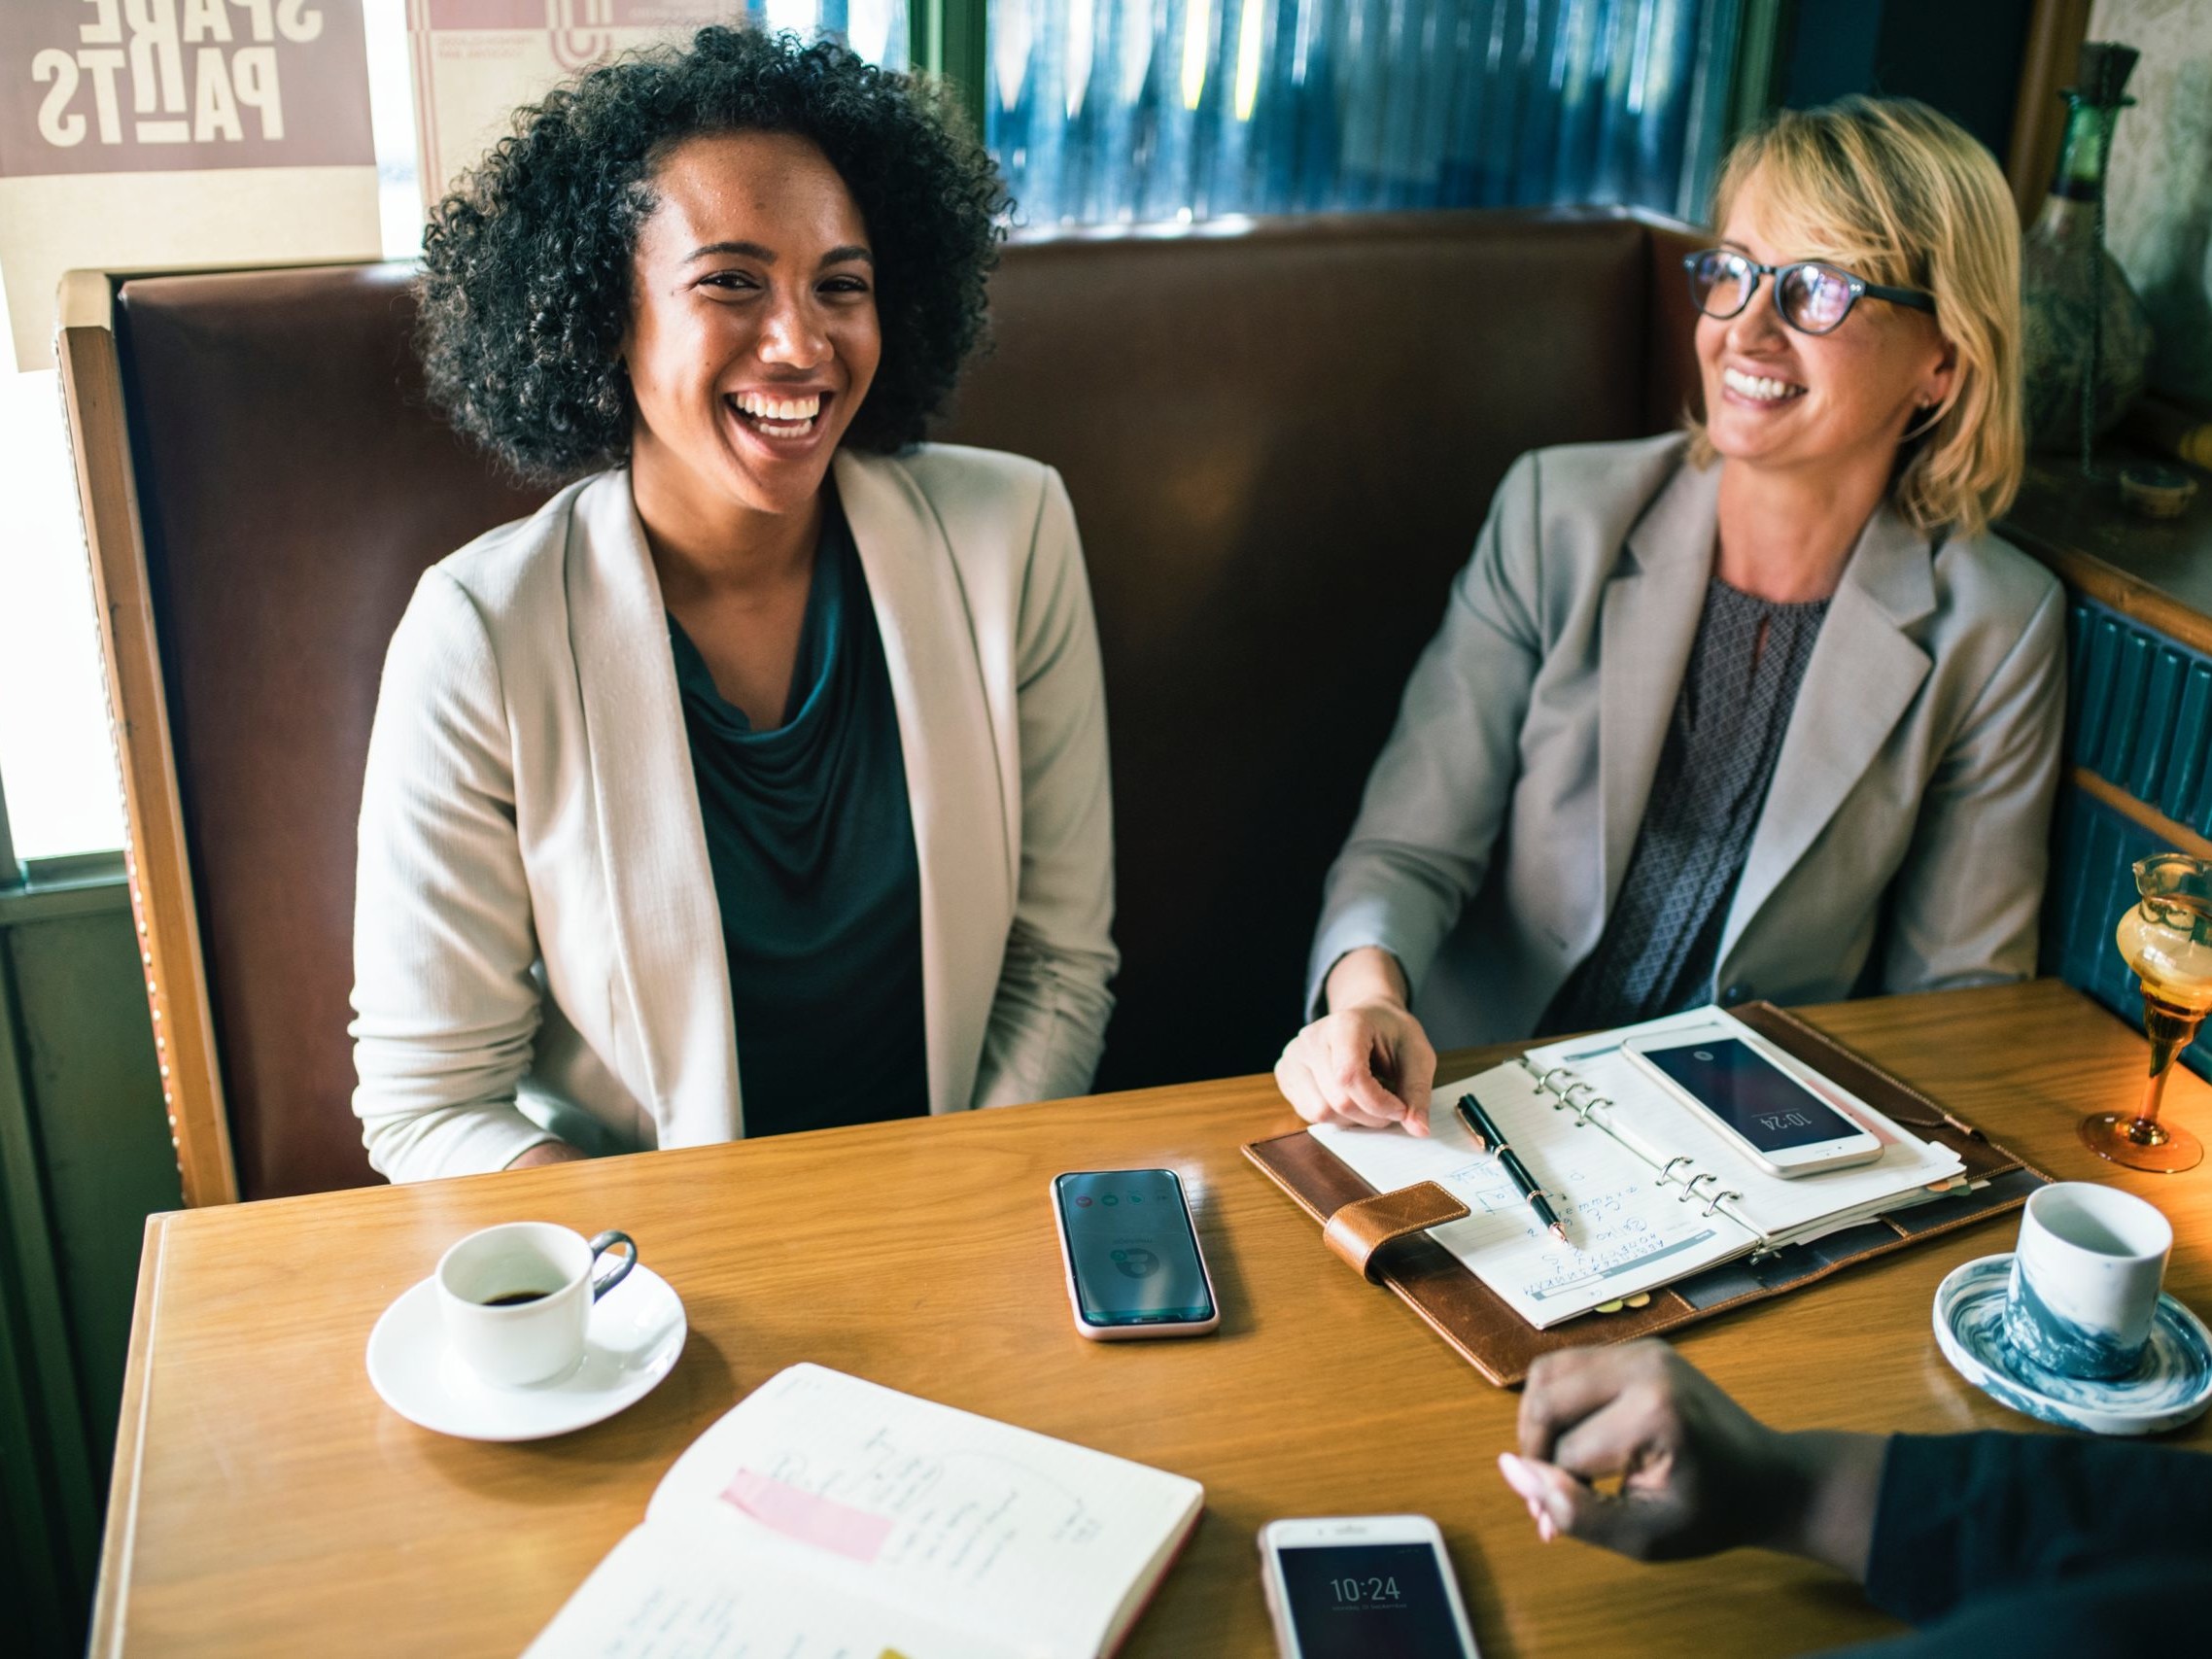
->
[409,2,745,207]
[0,1,381,370]
[406,3,908,209]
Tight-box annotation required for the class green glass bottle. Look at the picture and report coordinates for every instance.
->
[2022,43,2155,454]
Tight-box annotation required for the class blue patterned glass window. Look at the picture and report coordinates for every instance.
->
[985,0,1743,227]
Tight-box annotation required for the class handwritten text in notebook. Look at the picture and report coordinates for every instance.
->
[706,1378,1112,1595]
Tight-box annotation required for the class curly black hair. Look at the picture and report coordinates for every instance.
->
[415,27,1005,481]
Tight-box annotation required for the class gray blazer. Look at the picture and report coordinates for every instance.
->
[1307,432,2066,1047]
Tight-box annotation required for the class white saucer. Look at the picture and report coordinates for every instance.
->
[1932,1253,2212,1436]
[366,1265,686,1441]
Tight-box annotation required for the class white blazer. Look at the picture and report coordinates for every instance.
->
[351,445,1118,1182]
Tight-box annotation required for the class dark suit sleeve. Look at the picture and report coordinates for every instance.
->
[1866,1433,2212,1626]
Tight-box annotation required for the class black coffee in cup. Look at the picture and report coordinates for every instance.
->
[437,1224,640,1385]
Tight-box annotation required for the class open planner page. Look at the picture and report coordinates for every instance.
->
[641,1365,1203,1659]
[523,1524,985,1659]
[1524,1009,1965,1244]
[1312,1063,1755,1328]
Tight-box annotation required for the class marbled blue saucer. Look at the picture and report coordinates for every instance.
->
[1933,1254,2212,1436]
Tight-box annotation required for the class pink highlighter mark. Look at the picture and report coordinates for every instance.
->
[720,1469,894,1564]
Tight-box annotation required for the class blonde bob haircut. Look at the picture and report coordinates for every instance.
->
[1685,95,2023,541]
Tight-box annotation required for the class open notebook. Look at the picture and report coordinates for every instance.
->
[525,1364,1204,1658]
[1312,1006,1969,1330]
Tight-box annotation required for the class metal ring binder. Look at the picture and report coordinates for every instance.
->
[1701,1189,1743,1218]
[1681,1170,1721,1204]
[1657,1154,1694,1188]
[1537,1065,1577,1096]
[1562,1081,1598,1111]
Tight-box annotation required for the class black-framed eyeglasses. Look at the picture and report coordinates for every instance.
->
[1682,249,1935,335]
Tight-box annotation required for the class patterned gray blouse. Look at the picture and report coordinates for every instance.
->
[1543,577,1831,1033]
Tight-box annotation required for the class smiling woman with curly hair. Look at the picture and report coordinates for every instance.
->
[351,28,1117,1182]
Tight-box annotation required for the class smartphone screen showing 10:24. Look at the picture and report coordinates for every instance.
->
[1276,1542,1471,1658]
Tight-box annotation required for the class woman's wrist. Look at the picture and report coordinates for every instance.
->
[1769,1430,1888,1581]
[1324,947,1410,1014]
[506,1139,586,1170]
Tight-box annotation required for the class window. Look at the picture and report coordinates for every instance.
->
[984,0,1744,227]
[0,282,121,870]
[0,0,421,872]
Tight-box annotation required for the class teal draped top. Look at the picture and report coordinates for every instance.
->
[667,494,928,1136]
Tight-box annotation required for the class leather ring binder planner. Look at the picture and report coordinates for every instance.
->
[1244,1001,2054,1387]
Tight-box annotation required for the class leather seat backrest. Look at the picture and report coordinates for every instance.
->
[118,266,547,1198]
[937,211,1699,1089]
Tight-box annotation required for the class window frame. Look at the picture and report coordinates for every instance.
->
[910,0,989,139]
[0,776,16,890]
[0,771,126,896]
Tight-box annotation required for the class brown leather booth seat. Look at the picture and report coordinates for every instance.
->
[114,208,1703,1200]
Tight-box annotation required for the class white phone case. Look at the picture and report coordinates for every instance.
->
[1050,1171,1221,1341]
[1257,1515,1479,1658]
[1620,1031,1883,1176]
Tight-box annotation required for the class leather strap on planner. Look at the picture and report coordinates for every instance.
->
[1322,1182,1470,1281]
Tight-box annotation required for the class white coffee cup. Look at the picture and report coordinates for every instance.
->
[2002,1183,2171,1381]
[435,1222,638,1387]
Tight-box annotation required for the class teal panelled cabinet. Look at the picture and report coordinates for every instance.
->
[2005,453,2212,1076]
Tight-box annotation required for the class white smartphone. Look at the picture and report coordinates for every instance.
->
[1620,1030,1884,1177]
[1258,1514,1479,1659]
[1050,1169,1220,1339]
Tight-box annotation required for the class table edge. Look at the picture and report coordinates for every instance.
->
[90,1213,169,1659]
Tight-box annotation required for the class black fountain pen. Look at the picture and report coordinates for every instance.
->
[1456,1094,1568,1242]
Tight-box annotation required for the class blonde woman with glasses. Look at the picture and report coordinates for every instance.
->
[1278,97,2061,1136]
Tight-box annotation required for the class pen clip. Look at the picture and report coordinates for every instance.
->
[1453,1094,1493,1153]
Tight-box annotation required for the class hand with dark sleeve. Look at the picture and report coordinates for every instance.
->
[1503,1341,1886,1575]
[1503,1341,2212,1653]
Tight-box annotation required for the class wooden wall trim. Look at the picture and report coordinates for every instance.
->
[2001,530,2212,663]
[2007,0,2093,225]
[57,294,238,1209]
[2073,765,2212,861]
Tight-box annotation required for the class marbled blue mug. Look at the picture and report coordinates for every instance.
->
[2003,1184,2172,1380]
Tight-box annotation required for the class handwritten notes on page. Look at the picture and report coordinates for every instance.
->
[1311,1063,1755,1328]
[523,1526,963,1658]
[641,1365,1203,1658]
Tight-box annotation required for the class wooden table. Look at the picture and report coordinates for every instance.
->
[91,981,2212,1657]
